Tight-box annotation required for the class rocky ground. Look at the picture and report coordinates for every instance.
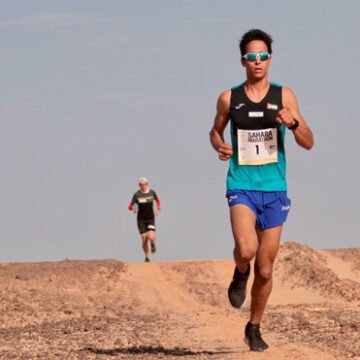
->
[0,242,359,359]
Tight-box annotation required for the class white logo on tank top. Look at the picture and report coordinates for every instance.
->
[235,103,245,109]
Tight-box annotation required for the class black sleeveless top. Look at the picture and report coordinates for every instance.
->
[229,82,283,130]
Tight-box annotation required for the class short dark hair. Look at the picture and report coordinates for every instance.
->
[239,29,273,56]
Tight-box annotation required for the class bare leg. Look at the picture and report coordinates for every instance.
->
[148,230,156,246]
[250,226,282,324]
[141,233,149,259]
[230,205,258,272]
[227,205,258,308]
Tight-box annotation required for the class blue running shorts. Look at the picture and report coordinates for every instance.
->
[226,189,291,229]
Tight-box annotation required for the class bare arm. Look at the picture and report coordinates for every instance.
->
[276,87,314,150]
[209,90,233,160]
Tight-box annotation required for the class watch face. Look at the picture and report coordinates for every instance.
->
[288,119,299,130]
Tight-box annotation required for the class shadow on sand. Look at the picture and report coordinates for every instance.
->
[83,345,236,356]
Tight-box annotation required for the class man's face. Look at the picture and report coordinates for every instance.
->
[139,181,148,191]
[241,40,272,80]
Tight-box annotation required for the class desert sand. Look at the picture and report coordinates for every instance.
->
[0,241,359,359]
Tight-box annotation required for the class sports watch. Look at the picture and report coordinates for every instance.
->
[288,118,299,130]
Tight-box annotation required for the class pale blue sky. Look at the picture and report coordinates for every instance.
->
[0,0,359,262]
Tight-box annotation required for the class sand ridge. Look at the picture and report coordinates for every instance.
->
[0,242,359,359]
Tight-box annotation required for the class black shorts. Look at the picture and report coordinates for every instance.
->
[137,218,156,234]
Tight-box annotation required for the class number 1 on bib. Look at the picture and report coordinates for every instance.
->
[237,128,278,166]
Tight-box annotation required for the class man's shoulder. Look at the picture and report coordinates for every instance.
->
[282,86,295,94]
[280,86,297,104]
[217,89,232,109]
[219,89,231,99]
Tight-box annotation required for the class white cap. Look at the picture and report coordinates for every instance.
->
[138,177,148,184]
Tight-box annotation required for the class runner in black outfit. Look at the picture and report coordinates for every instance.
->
[128,177,161,262]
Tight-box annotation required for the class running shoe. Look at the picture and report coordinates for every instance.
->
[151,242,156,254]
[145,257,150,263]
[228,264,250,308]
[244,321,269,352]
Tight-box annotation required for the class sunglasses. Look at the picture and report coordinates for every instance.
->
[242,52,271,62]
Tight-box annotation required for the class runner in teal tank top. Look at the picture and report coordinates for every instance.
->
[209,29,314,352]
[227,81,287,192]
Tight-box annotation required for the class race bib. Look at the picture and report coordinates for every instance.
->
[237,128,278,165]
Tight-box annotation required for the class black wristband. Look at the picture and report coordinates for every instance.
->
[288,118,299,130]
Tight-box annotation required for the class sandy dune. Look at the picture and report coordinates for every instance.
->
[0,242,359,359]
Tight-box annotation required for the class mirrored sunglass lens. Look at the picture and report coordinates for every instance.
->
[259,53,270,60]
[246,53,257,61]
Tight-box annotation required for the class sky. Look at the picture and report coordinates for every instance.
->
[0,0,359,263]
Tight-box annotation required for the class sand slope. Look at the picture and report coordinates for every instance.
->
[0,242,359,359]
